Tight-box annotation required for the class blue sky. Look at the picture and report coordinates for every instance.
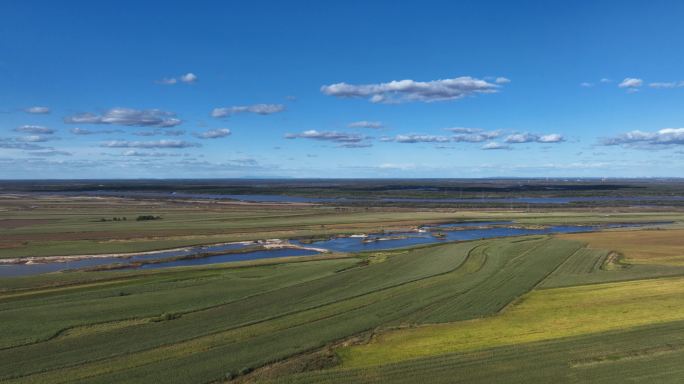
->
[1,0,683,178]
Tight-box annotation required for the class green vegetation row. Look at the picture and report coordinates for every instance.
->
[266,320,684,384]
[0,236,580,383]
[2,230,683,384]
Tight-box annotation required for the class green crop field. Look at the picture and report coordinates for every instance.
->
[265,320,684,384]
[1,194,684,383]
[1,225,683,383]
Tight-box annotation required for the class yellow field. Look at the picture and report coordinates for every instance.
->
[338,275,684,368]
[559,229,684,265]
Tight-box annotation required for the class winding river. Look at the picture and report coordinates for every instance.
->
[0,221,665,278]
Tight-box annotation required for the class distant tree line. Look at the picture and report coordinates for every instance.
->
[98,217,127,222]
[135,215,162,221]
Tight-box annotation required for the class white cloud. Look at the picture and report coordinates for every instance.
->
[321,76,502,103]
[445,127,482,134]
[285,130,367,144]
[179,72,198,84]
[393,134,451,143]
[450,128,500,142]
[193,128,231,139]
[211,104,285,118]
[17,135,52,143]
[481,142,510,150]
[537,133,565,143]
[285,130,372,148]
[618,78,643,88]
[505,132,565,144]
[348,121,384,129]
[580,82,594,88]
[495,77,511,84]
[382,129,500,144]
[602,128,684,148]
[100,139,201,149]
[65,108,182,127]
[24,106,50,114]
[157,72,198,85]
[504,133,537,143]
[14,125,55,134]
[121,150,184,157]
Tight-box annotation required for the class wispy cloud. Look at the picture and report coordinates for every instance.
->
[580,78,611,87]
[120,150,185,157]
[157,72,198,85]
[164,129,186,136]
[24,106,51,114]
[133,129,186,137]
[157,78,177,85]
[377,163,416,170]
[348,121,384,129]
[29,150,72,157]
[70,127,125,135]
[618,77,643,90]
[285,130,368,146]
[211,104,285,118]
[14,125,55,134]
[179,73,198,84]
[601,128,684,148]
[481,142,510,150]
[64,108,182,127]
[583,77,684,91]
[648,81,684,89]
[445,127,483,134]
[17,135,55,143]
[100,139,201,149]
[504,132,565,144]
[0,138,51,150]
[321,76,503,103]
[383,128,501,144]
[340,142,373,148]
[193,128,231,139]
[537,133,565,143]
[448,128,500,142]
[392,134,451,143]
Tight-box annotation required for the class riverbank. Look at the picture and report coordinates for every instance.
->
[0,239,328,265]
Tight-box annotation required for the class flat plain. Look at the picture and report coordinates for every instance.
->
[1,182,683,384]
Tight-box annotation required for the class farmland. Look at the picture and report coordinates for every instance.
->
[0,189,683,383]
[2,193,683,259]
[4,1,684,382]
